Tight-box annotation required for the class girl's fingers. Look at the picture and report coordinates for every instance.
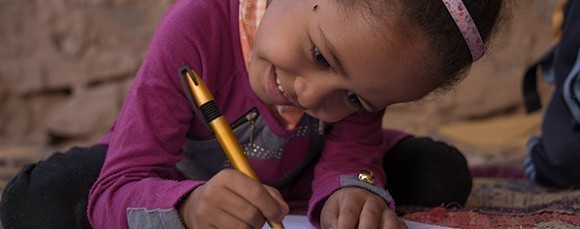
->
[380,209,408,229]
[187,184,252,228]
[357,199,384,229]
[320,195,340,229]
[207,209,255,229]
[321,188,407,229]
[263,185,289,215]
[214,184,266,228]
[215,170,286,223]
[336,195,364,229]
[187,170,286,228]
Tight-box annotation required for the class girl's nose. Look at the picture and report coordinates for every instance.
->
[294,76,355,122]
[293,76,351,121]
[294,76,332,111]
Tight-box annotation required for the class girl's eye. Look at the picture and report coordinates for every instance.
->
[312,46,330,69]
[346,91,362,108]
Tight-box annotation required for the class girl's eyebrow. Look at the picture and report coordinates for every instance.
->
[318,26,347,76]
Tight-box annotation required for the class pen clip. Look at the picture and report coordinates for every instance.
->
[178,66,213,134]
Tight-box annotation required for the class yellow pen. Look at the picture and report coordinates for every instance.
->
[180,66,284,229]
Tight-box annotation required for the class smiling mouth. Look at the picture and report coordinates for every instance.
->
[266,66,292,106]
[270,66,305,109]
[275,74,289,99]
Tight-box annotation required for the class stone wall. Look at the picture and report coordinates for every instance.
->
[0,0,561,148]
[0,0,174,147]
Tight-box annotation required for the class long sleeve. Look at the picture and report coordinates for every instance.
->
[87,0,241,228]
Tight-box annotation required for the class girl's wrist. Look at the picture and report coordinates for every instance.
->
[176,192,194,228]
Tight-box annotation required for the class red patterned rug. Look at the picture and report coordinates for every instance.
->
[400,114,580,227]
[399,165,580,228]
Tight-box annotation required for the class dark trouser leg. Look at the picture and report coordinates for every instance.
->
[526,88,580,189]
[384,136,472,207]
[0,145,107,229]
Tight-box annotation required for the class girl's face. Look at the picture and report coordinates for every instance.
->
[249,0,433,122]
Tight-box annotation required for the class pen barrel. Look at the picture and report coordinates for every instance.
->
[209,117,260,180]
[183,68,284,228]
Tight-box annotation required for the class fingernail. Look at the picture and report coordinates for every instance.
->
[281,203,289,215]
[278,209,288,220]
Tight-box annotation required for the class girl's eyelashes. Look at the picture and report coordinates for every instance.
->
[311,45,361,110]
[312,46,330,69]
[346,90,363,109]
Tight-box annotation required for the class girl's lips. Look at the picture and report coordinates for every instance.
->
[266,66,292,105]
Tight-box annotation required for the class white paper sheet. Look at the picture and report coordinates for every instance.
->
[262,215,456,229]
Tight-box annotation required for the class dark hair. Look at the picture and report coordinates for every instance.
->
[338,0,508,93]
[402,0,507,93]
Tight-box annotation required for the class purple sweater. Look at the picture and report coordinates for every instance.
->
[87,0,407,228]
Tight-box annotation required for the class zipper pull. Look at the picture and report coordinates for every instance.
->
[246,110,258,149]
[318,119,325,135]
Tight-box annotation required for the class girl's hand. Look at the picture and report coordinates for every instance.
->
[178,169,289,228]
[320,187,407,229]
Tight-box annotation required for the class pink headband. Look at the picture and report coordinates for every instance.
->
[442,0,485,61]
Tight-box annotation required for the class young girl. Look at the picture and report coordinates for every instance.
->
[0,0,505,228]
